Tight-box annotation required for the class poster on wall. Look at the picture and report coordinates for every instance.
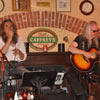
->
[56,0,71,11]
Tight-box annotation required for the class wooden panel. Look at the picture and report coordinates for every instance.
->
[19,52,71,70]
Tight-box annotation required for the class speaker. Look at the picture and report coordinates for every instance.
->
[58,43,65,52]
[24,42,29,53]
[45,93,72,100]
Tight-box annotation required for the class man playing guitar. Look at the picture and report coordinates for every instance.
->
[65,21,100,100]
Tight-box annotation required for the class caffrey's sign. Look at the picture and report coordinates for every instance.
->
[27,28,58,51]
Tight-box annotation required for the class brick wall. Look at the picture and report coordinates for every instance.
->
[0,11,87,34]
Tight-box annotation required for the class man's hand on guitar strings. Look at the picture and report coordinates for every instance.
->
[90,52,97,59]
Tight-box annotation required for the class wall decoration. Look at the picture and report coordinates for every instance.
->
[37,2,50,7]
[63,36,68,42]
[57,0,71,11]
[79,0,94,15]
[0,0,5,12]
[12,0,31,11]
[27,28,58,51]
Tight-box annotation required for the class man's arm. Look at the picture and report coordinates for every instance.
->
[68,41,92,58]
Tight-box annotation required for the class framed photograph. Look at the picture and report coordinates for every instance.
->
[12,0,31,11]
[57,0,71,12]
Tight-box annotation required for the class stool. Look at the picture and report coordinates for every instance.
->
[88,74,99,100]
[89,74,99,96]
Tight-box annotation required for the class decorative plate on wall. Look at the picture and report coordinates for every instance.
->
[79,0,94,15]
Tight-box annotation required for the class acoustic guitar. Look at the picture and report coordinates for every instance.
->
[70,48,100,73]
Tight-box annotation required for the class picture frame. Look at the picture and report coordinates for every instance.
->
[56,0,71,12]
[12,0,31,11]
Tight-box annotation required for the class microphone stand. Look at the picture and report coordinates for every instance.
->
[1,55,6,100]
[0,51,13,68]
[0,50,13,100]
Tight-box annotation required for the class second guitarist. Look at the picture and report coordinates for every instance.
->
[68,21,100,74]
[65,21,100,100]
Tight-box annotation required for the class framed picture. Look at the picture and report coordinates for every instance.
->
[12,0,31,11]
[57,0,71,12]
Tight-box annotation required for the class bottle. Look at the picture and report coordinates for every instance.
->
[7,77,15,100]
[29,87,34,100]
[14,91,18,100]
[21,89,28,100]
[43,45,48,52]
[27,92,31,100]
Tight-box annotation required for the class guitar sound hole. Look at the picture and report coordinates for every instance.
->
[82,55,89,63]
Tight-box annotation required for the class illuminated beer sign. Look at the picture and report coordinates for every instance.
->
[27,28,58,51]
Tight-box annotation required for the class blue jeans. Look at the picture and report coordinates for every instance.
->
[0,61,29,99]
[0,62,17,99]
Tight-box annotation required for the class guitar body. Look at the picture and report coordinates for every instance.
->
[70,48,98,73]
